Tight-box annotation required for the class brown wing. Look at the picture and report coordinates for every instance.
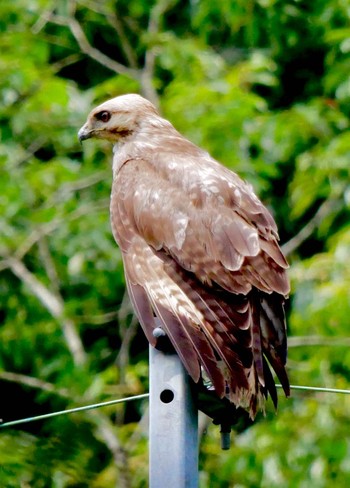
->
[110,153,290,417]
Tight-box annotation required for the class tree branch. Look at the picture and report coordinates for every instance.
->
[115,291,139,385]
[44,171,108,208]
[48,13,140,80]
[78,0,138,69]
[288,335,350,348]
[77,310,119,325]
[0,200,108,366]
[126,407,149,449]
[11,137,47,168]
[7,257,87,367]
[140,0,175,107]
[282,198,341,256]
[51,53,83,73]
[38,237,61,295]
[0,371,70,398]
[91,413,132,488]
[13,199,109,261]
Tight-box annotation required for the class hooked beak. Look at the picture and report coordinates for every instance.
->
[78,124,92,143]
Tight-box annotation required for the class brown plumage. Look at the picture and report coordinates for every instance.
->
[78,94,290,418]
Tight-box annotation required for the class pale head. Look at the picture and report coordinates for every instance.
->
[78,94,159,143]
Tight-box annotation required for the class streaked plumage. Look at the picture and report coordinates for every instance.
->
[79,94,290,417]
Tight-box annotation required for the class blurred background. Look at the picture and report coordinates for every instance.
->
[1,0,350,486]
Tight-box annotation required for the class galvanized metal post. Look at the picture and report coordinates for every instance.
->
[149,344,199,488]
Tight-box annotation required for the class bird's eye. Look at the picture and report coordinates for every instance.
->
[96,111,111,123]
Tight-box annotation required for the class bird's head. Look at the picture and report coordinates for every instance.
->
[78,94,159,143]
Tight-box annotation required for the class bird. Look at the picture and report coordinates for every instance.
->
[78,93,290,418]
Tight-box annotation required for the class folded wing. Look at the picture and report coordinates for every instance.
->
[110,153,290,417]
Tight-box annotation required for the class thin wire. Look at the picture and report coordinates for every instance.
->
[1,384,350,429]
[0,393,150,429]
[276,384,350,395]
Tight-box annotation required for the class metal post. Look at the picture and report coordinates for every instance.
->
[149,345,199,488]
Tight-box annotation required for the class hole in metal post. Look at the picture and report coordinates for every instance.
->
[160,389,174,403]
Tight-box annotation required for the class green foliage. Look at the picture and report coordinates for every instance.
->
[1,0,350,486]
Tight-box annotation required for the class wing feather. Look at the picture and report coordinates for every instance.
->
[124,275,157,346]
[113,157,289,296]
[110,139,289,417]
[124,240,226,395]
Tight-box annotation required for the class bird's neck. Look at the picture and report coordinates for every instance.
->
[111,117,203,177]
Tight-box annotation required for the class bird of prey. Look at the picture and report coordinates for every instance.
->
[78,94,290,418]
